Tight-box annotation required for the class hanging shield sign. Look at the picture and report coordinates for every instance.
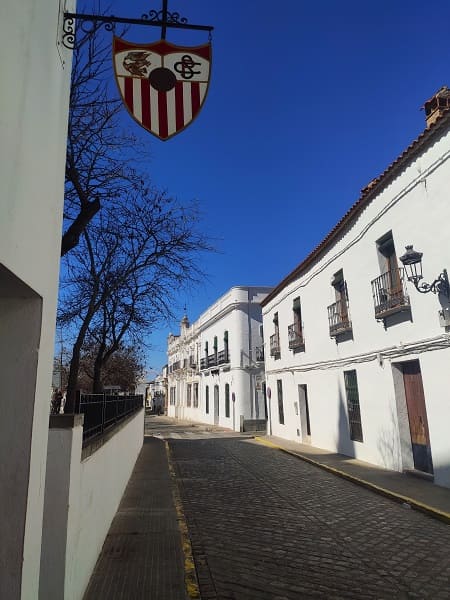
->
[113,37,211,141]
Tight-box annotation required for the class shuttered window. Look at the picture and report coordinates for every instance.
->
[277,379,284,425]
[344,370,363,442]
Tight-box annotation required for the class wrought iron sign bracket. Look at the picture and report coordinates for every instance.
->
[63,2,214,50]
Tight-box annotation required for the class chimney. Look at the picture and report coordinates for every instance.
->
[423,86,450,128]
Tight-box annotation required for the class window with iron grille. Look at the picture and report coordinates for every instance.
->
[187,384,192,407]
[225,383,230,418]
[344,370,363,442]
[193,383,199,408]
[277,379,284,425]
[205,385,209,414]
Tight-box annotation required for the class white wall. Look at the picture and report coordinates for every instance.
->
[263,124,450,487]
[0,1,74,597]
[167,287,272,430]
[40,410,144,600]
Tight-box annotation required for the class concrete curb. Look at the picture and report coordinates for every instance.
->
[165,441,201,599]
[253,437,450,525]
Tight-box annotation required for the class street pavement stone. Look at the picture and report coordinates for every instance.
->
[169,436,450,600]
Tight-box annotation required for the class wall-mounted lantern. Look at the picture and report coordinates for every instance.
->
[399,245,450,298]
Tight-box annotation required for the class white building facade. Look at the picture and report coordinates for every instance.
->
[0,2,75,597]
[167,286,273,430]
[262,89,450,489]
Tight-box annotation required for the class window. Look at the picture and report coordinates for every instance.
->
[288,298,304,350]
[277,379,284,425]
[328,270,352,336]
[270,313,281,357]
[187,384,192,407]
[225,383,230,418]
[344,370,363,442]
[193,383,199,408]
[371,231,409,320]
[170,386,176,406]
[205,385,209,414]
[224,330,229,360]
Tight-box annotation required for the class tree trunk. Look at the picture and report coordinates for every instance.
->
[92,344,106,393]
[65,336,84,413]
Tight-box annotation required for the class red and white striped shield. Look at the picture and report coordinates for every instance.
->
[113,37,211,141]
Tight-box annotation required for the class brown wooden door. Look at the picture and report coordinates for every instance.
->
[402,361,433,474]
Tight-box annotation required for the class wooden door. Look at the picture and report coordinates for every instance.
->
[402,361,433,474]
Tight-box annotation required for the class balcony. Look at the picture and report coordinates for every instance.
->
[200,353,218,370]
[170,360,181,373]
[217,349,229,365]
[327,299,352,337]
[288,324,304,350]
[255,345,265,362]
[371,268,410,320]
[270,333,280,357]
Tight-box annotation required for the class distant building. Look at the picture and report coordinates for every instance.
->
[144,375,166,412]
[261,88,450,488]
[167,286,273,430]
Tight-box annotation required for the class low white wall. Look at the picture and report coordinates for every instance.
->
[40,409,144,600]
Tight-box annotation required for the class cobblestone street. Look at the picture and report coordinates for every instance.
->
[169,435,450,600]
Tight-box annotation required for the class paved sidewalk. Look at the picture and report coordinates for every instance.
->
[83,437,188,600]
[255,435,450,523]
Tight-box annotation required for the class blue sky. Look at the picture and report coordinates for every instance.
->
[103,0,450,373]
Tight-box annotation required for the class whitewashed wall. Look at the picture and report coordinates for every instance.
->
[263,125,450,488]
[168,287,272,430]
[0,1,74,597]
[40,410,144,600]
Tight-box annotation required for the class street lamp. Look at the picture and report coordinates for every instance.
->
[399,245,450,298]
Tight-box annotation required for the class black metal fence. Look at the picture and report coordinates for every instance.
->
[76,392,143,443]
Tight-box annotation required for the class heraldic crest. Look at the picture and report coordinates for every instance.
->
[114,38,211,141]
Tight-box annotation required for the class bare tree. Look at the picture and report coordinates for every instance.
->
[59,186,212,409]
[62,18,147,256]
[77,342,144,393]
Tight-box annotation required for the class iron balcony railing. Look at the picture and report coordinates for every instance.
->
[270,333,280,356]
[255,345,265,361]
[371,268,410,320]
[217,349,229,364]
[76,392,143,445]
[200,353,219,370]
[327,299,352,337]
[288,323,304,350]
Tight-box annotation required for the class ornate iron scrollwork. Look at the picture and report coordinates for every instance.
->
[62,4,212,51]
[62,17,76,49]
[62,17,116,50]
[142,9,188,25]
